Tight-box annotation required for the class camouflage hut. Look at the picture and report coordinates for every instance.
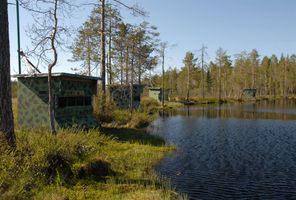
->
[108,84,144,108]
[148,87,169,102]
[242,88,257,100]
[15,73,100,129]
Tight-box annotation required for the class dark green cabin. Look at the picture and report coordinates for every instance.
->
[15,73,100,129]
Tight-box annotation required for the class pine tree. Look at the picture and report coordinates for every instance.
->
[183,52,197,101]
[206,70,213,95]
[0,0,16,147]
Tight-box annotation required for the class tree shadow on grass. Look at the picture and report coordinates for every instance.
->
[101,128,165,146]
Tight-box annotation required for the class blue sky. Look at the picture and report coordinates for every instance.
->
[8,0,296,75]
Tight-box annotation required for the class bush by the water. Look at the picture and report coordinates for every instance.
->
[94,96,157,128]
[140,97,160,114]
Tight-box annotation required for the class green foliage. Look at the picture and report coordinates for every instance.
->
[71,4,159,85]
[150,49,296,101]
[94,95,155,128]
[103,109,153,129]
[140,96,160,114]
[129,111,154,129]
[70,5,122,76]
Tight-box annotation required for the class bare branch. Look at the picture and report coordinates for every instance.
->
[112,0,147,17]
[19,50,41,73]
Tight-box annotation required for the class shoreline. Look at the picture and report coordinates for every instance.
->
[3,98,187,199]
[164,95,296,108]
[0,128,186,200]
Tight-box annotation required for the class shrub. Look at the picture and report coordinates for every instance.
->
[94,95,117,123]
[0,129,108,199]
[113,109,131,125]
[141,97,160,114]
[129,112,153,128]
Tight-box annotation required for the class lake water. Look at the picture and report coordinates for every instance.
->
[147,100,296,200]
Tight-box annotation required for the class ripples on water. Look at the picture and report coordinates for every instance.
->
[148,101,296,199]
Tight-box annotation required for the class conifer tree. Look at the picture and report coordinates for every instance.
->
[0,0,16,147]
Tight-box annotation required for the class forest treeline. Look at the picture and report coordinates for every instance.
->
[71,5,296,101]
[149,49,296,100]
[70,4,159,86]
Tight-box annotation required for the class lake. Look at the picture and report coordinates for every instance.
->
[147,100,296,200]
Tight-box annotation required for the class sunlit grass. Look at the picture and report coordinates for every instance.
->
[94,96,158,129]
[0,127,185,199]
[7,98,186,199]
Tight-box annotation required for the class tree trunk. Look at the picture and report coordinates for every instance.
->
[120,50,123,85]
[252,64,255,89]
[161,48,165,107]
[264,69,268,95]
[108,15,112,85]
[48,0,58,135]
[0,0,16,147]
[129,47,134,114]
[87,37,91,76]
[218,63,222,102]
[186,62,190,101]
[125,46,129,85]
[201,46,205,99]
[169,69,173,100]
[100,0,106,111]
[138,41,142,85]
[283,58,287,98]
[48,69,56,134]
[138,65,141,85]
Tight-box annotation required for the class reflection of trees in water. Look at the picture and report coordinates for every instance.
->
[160,100,296,120]
[153,100,296,199]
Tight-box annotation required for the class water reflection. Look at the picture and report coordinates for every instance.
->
[150,100,296,199]
[159,100,296,121]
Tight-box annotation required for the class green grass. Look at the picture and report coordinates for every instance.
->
[101,128,166,146]
[165,102,184,109]
[255,95,296,101]
[98,109,155,129]
[141,97,160,114]
[95,97,158,129]
[7,98,186,199]
[0,128,186,200]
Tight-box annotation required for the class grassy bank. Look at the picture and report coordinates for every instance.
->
[0,129,186,200]
[5,98,186,199]
[95,97,160,129]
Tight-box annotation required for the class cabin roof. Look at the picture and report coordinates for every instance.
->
[14,73,101,81]
[148,87,161,90]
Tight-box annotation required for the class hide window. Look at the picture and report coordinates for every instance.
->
[58,96,92,108]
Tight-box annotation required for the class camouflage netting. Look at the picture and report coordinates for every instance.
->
[242,88,257,99]
[17,74,99,129]
[108,84,144,109]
